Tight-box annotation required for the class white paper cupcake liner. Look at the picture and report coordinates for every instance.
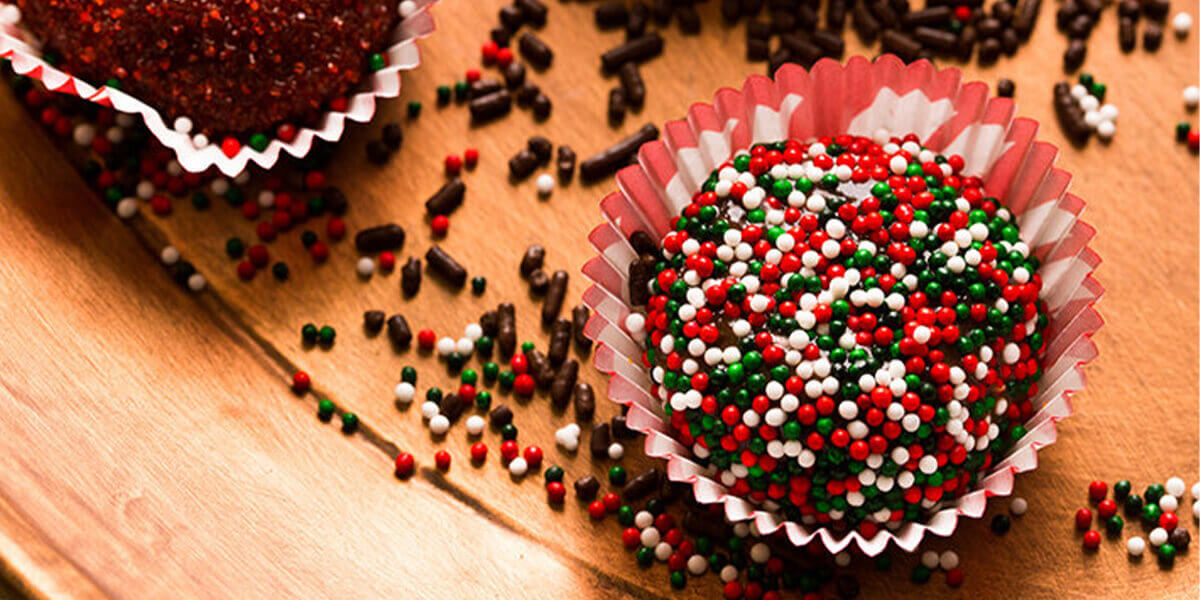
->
[0,0,437,176]
[581,56,1103,556]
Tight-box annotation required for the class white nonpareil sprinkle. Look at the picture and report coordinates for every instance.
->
[508,457,528,476]
[1127,536,1146,556]
[173,116,193,134]
[634,511,654,529]
[465,415,486,436]
[159,245,180,266]
[394,382,416,404]
[920,551,939,569]
[1010,497,1028,516]
[72,124,96,147]
[1160,494,1179,512]
[428,414,450,435]
[0,4,21,26]
[607,442,625,460]
[187,273,206,292]
[356,257,375,278]
[1183,86,1200,110]
[398,0,419,17]
[1149,527,1169,546]
[116,198,138,219]
[536,173,555,196]
[1173,12,1193,37]
[436,336,456,356]
[420,401,439,420]
[939,551,960,570]
[640,527,661,547]
[1167,477,1187,497]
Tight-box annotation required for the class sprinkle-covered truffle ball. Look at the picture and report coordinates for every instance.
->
[624,134,1048,532]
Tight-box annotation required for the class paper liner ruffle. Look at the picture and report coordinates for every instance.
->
[0,1,437,176]
[581,56,1103,556]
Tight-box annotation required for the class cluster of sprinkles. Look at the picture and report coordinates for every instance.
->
[1074,477,1198,566]
[1177,85,1200,153]
[4,64,364,289]
[621,133,1048,532]
[1053,73,1117,145]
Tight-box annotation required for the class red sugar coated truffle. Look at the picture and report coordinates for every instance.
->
[16,0,400,136]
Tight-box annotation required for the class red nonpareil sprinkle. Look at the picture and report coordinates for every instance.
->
[431,215,450,236]
[602,492,621,512]
[303,171,326,190]
[1075,508,1093,530]
[622,527,641,548]
[547,481,567,503]
[220,137,240,158]
[523,445,544,468]
[945,567,964,587]
[326,217,347,240]
[150,194,172,216]
[481,40,499,64]
[723,581,744,599]
[588,500,607,520]
[247,244,270,267]
[465,69,482,84]
[1097,499,1117,519]
[256,221,276,242]
[417,329,437,350]
[394,452,415,478]
[513,373,536,397]
[1160,511,1179,531]
[309,241,330,262]
[271,210,292,231]
[464,147,480,169]
[378,251,396,271]
[241,201,260,220]
[510,353,529,374]
[445,153,463,175]
[291,371,311,393]
[236,260,256,281]
[276,123,297,143]
[500,440,519,461]
[470,441,488,462]
[434,450,452,471]
[1088,480,1108,502]
[496,47,514,67]
[1082,529,1101,549]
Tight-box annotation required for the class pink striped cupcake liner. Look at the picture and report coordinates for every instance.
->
[0,0,437,176]
[581,56,1103,556]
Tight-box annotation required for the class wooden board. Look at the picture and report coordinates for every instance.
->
[0,0,1197,597]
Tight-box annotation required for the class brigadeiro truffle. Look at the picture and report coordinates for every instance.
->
[14,0,401,136]
[618,135,1050,531]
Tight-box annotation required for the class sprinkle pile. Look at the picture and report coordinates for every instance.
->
[622,133,1048,532]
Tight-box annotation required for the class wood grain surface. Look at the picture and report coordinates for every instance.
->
[0,0,1197,598]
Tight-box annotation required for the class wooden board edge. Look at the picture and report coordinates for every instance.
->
[0,493,110,600]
